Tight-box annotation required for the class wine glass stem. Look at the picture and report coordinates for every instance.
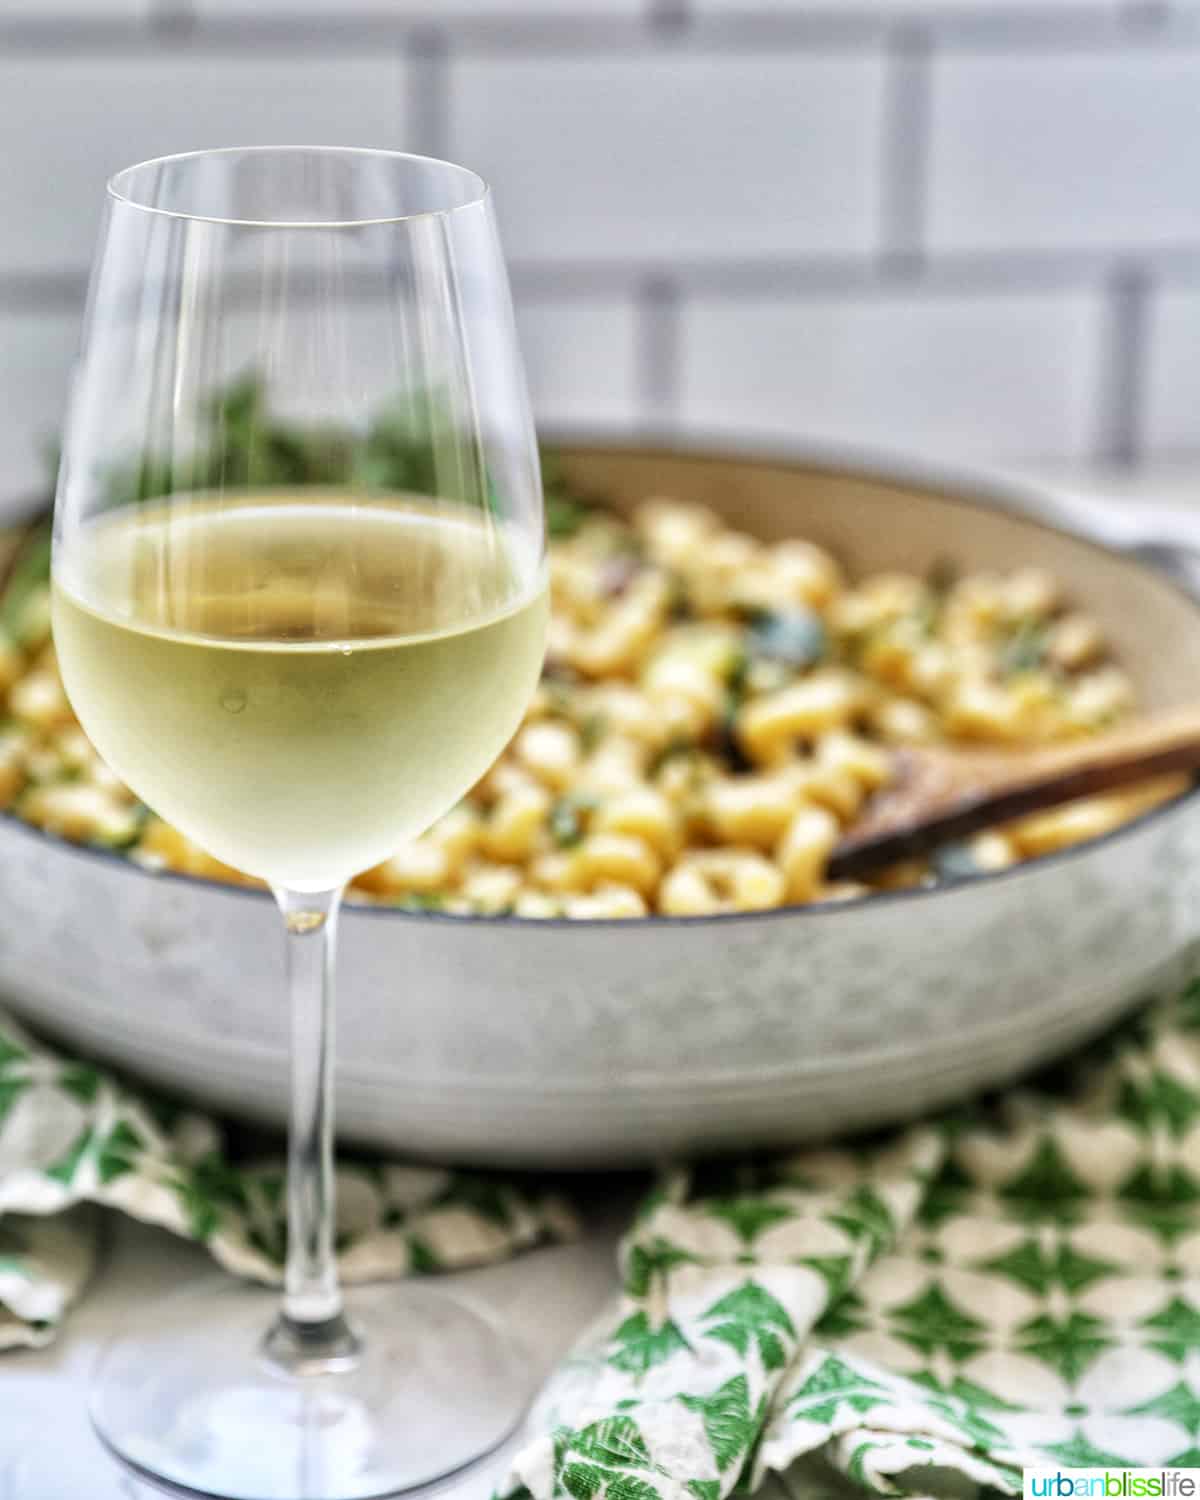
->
[263,884,361,1374]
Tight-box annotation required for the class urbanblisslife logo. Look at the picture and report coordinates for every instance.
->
[1025,1473,1200,1498]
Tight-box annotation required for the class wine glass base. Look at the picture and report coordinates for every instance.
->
[89,1277,533,1500]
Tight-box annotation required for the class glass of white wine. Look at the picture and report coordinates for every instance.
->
[51,148,548,1500]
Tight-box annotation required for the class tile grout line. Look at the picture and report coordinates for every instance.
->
[0,273,88,312]
[1096,263,1150,469]
[0,8,1198,56]
[506,248,1200,299]
[636,273,681,433]
[647,0,692,36]
[8,249,1200,310]
[406,23,449,159]
[147,0,195,37]
[878,21,930,275]
[1120,0,1171,30]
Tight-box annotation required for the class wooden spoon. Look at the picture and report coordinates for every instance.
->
[827,704,1200,881]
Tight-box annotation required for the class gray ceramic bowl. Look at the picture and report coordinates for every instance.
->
[3,441,1200,1166]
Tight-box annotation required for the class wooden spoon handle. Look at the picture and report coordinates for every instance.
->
[828,704,1200,881]
[1000,702,1200,787]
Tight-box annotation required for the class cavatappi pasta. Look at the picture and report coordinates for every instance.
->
[0,494,1177,917]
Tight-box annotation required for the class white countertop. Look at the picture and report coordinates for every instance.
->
[2,1210,626,1498]
[5,459,1199,1500]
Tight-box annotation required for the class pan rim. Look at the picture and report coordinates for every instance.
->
[8,432,1198,930]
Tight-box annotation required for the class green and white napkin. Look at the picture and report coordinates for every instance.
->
[501,963,1200,1499]
[9,962,1200,1497]
[0,1012,575,1349]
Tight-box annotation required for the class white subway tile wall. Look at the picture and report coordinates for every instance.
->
[449,53,886,262]
[1144,282,1200,459]
[680,289,1104,460]
[0,54,409,276]
[1,5,1199,481]
[516,296,642,430]
[0,308,83,514]
[927,49,1200,254]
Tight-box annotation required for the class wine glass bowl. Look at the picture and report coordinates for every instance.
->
[50,147,547,1499]
[54,489,547,892]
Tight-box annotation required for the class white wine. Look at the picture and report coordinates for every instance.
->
[53,493,547,890]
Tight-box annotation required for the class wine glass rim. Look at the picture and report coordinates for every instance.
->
[105,145,491,229]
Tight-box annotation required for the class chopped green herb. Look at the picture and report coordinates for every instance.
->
[392,891,446,911]
[351,388,473,501]
[541,680,576,719]
[546,493,592,539]
[539,452,597,540]
[932,842,985,883]
[712,690,754,774]
[649,738,697,777]
[580,713,609,752]
[549,792,598,848]
[711,648,753,773]
[0,526,52,646]
[667,572,693,621]
[1000,619,1050,678]
[911,598,937,637]
[610,528,646,560]
[745,607,826,669]
[89,804,151,851]
[95,372,577,519]
[911,558,960,636]
[726,647,750,696]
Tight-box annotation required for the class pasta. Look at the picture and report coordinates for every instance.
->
[0,489,1167,918]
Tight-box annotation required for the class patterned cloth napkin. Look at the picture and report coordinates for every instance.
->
[10,960,1200,1497]
[502,953,1200,1499]
[0,1010,576,1350]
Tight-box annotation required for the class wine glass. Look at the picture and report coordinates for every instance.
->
[51,148,547,1500]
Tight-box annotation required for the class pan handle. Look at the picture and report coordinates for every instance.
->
[1030,490,1200,598]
